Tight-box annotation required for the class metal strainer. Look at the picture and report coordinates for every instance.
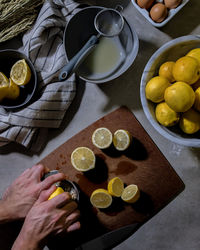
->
[59,6,124,81]
[94,7,124,37]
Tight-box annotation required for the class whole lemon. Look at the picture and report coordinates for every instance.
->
[155,102,180,127]
[186,48,200,66]
[164,81,195,112]
[172,56,200,85]
[194,87,200,112]
[179,109,200,134]
[159,61,175,82]
[145,76,170,103]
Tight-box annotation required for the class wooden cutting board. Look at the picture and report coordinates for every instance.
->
[39,106,185,249]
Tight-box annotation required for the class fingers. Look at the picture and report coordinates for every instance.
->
[47,192,72,209]
[61,200,78,215]
[66,221,81,233]
[37,185,57,203]
[40,173,66,190]
[65,209,80,226]
[30,164,49,181]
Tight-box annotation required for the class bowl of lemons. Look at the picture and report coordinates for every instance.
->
[140,35,200,147]
[0,49,37,110]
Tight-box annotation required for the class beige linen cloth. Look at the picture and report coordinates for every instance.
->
[0,0,83,152]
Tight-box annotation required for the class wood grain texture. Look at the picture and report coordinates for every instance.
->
[0,107,184,250]
[39,106,185,249]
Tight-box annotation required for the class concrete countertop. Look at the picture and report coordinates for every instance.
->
[0,0,200,249]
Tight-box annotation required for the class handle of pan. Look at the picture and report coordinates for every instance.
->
[59,35,99,81]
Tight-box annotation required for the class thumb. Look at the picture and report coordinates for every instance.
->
[36,185,56,204]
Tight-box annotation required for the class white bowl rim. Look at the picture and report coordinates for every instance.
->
[140,35,200,147]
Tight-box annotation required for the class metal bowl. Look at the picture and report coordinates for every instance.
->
[64,6,139,84]
[43,170,79,202]
[0,49,37,110]
[140,35,200,147]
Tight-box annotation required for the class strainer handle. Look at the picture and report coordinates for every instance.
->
[59,35,99,81]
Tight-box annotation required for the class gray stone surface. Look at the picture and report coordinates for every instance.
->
[0,0,200,250]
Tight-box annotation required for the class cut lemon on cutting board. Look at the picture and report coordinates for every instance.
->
[121,184,140,203]
[48,187,64,200]
[10,59,31,86]
[0,72,10,101]
[90,188,112,208]
[108,177,124,197]
[71,146,95,172]
[92,127,112,149]
[113,129,132,151]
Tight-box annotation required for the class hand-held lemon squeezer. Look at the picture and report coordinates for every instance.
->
[59,6,124,81]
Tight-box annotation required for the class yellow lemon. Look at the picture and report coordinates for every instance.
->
[155,102,180,127]
[113,129,132,151]
[107,177,124,197]
[145,76,170,103]
[121,184,140,204]
[172,56,200,85]
[71,147,95,172]
[6,78,20,100]
[186,48,200,66]
[164,81,195,112]
[0,72,9,101]
[90,189,112,209]
[179,109,200,134]
[92,127,113,149]
[159,61,175,82]
[10,59,31,86]
[48,187,64,200]
[194,87,200,112]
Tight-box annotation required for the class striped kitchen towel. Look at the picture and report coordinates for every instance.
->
[0,0,83,152]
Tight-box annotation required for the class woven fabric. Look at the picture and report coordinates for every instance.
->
[0,0,82,152]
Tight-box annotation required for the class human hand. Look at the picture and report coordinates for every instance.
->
[12,186,80,250]
[0,164,66,221]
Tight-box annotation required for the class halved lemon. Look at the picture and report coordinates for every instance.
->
[48,187,64,200]
[90,188,112,208]
[113,129,132,151]
[71,147,95,172]
[10,59,31,86]
[0,72,9,101]
[92,127,112,149]
[6,78,20,99]
[107,177,124,197]
[121,184,140,203]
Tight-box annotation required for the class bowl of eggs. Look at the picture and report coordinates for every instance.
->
[140,35,200,147]
[132,0,189,27]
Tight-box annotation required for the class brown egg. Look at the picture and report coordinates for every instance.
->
[150,3,168,23]
[164,0,182,9]
[137,0,155,9]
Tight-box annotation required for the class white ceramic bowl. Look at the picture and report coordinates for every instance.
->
[64,6,139,84]
[140,35,200,147]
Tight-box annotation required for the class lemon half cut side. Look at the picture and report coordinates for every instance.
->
[0,72,9,101]
[92,127,113,149]
[90,188,112,209]
[10,59,31,86]
[71,147,96,172]
[113,129,132,151]
[121,184,140,203]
